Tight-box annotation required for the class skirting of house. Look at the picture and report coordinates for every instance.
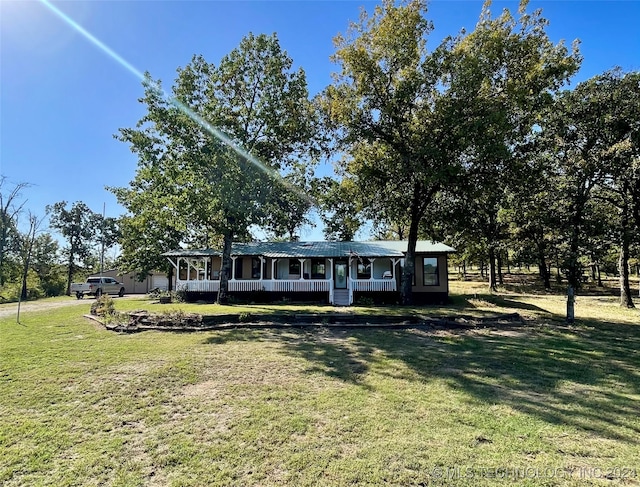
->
[184,291,330,304]
[183,290,449,306]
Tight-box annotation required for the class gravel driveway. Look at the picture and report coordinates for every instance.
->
[0,295,137,318]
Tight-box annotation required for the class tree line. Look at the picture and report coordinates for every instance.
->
[2,0,638,317]
[0,188,119,302]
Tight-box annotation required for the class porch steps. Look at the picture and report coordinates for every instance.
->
[333,289,350,306]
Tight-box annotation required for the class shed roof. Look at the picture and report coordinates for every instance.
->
[163,241,454,259]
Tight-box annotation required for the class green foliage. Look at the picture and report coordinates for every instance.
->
[354,296,375,306]
[0,177,29,287]
[323,0,580,302]
[238,311,253,322]
[312,176,363,241]
[47,201,110,295]
[114,33,320,302]
[90,294,115,317]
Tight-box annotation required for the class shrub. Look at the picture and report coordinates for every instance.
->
[91,294,115,317]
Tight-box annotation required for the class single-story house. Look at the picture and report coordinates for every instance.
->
[88,269,170,294]
[163,241,454,305]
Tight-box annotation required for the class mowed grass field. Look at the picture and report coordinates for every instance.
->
[1,277,639,486]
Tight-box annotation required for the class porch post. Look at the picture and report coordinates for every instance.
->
[369,258,376,280]
[231,256,237,280]
[327,258,333,280]
[271,259,277,280]
[392,258,400,279]
[260,257,265,281]
[299,259,305,279]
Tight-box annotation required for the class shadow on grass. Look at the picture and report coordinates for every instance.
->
[461,294,553,315]
[203,314,640,444]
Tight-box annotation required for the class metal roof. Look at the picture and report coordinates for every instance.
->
[163,241,454,259]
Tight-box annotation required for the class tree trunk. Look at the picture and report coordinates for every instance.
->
[596,264,603,287]
[168,266,174,292]
[20,233,36,301]
[618,241,635,308]
[400,204,421,306]
[617,190,635,308]
[618,247,633,307]
[488,247,498,292]
[217,231,233,305]
[462,260,467,279]
[497,251,504,285]
[537,247,551,291]
[66,252,74,296]
[480,261,485,280]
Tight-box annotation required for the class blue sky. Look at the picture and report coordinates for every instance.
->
[1,0,639,240]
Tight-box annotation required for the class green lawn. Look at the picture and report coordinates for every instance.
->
[1,281,639,486]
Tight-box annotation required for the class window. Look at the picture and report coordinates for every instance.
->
[252,257,261,279]
[357,259,371,279]
[311,259,326,279]
[234,257,243,279]
[423,257,439,286]
[289,260,301,276]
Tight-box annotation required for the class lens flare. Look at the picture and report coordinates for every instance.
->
[38,0,312,204]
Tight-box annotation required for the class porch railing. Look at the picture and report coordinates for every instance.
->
[350,279,397,292]
[177,280,220,293]
[178,278,395,295]
[268,280,330,293]
[177,279,331,293]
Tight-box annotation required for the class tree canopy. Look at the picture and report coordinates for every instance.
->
[114,33,320,303]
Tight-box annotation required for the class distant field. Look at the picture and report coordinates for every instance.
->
[1,276,638,486]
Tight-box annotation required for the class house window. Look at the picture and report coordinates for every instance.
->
[234,257,243,279]
[423,257,439,286]
[289,260,301,276]
[357,259,371,279]
[252,257,261,279]
[311,259,326,279]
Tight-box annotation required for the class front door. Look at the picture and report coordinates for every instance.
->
[334,260,348,289]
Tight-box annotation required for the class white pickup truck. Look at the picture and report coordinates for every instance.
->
[70,277,125,299]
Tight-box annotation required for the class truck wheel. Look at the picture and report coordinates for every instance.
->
[118,288,125,297]
[95,289,102,298]
[76,292,83,300]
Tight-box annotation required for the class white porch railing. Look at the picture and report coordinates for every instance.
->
[177,280,220,292]
[177,279,331,293]
[229,280,266,292]
[350,279,397,292]
[268,280,330,293]
[178,278,395,298]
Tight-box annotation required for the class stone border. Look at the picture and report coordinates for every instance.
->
[86,311,524,333]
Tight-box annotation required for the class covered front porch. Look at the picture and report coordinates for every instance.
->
[165,252,400,305]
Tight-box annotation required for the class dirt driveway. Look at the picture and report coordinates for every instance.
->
[0,295,137,319]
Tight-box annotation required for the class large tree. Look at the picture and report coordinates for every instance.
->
[115,33,319,303]
[323,0,463,304]
[323,0,579,303]
[48,201,101,295]
[541,71,639,315]
[0,177,29,287]
[587,70,640,307]
[442,0,580,292]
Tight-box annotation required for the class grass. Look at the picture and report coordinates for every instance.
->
[1,276,639,486]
